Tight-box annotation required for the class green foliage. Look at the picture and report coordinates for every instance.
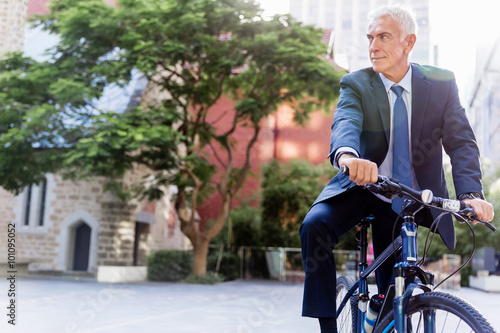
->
[213,159,357,250]
[0,0,343,277]
[181,271,225,284]
[212,204,262,248]
[259,159,337,247]
[418,161,500,285]
[146,250,192,281]
[146,248,235,283]
[0,0,342,204]
[207,250,240,281]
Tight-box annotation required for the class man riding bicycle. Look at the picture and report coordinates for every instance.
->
[299,4,494,333]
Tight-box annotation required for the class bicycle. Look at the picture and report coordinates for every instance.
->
[336,166,497,333]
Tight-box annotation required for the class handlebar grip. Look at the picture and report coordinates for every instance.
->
[340,165,383,182]
[430,197,466,212]
[340,165,349,175]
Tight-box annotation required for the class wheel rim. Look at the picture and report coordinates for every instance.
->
[375,292,495,333]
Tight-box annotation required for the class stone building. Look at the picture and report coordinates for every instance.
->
[0,0,190,278]
[0,68,191,275]
[0,174,189,274]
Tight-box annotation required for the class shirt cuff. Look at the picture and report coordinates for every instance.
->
[333,147,359,169]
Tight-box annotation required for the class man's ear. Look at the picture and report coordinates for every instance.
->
[405,34,417,53]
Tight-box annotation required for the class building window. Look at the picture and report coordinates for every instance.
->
[21,177,48,229]
[38,179,47,226]
[24,185,32,226]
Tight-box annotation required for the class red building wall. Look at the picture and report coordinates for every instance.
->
[197,97,335,225]
[27,0,117,18]
[27,0,51,18]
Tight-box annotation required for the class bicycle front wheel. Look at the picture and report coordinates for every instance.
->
[336,275,358,333]
[374,291,495,333]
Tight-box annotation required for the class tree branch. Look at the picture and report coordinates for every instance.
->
[208,141,227,169]
[215,107,239,138]
[230,124,260,193]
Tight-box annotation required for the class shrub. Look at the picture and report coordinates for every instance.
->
[147,250,192,281]
[212,204,262,248]
[208,251,240,281]
[182,271,225,284]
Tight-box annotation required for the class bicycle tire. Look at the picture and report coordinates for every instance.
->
[374,291,496,333]
[336,275,358,333]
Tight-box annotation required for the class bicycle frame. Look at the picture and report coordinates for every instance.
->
[336,200,437,333]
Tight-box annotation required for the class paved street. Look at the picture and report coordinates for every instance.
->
[0,276,499,332]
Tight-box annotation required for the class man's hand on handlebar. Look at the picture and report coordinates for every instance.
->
[461,198,494,223]
[338,154,378,186]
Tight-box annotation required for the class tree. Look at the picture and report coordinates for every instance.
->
[259,159,357,249]
[260,159,333,247]
[0,0,343,277]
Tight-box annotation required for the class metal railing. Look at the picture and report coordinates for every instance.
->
[238,246,358,282]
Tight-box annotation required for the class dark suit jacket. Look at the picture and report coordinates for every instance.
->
[314,63,483,250]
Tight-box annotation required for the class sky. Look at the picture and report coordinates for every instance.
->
[257,0,289,16]
[256,0,500,106]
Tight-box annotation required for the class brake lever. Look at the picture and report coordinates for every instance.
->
[457,207,497,232]
[364,177,401,200]
[480,221,497,232]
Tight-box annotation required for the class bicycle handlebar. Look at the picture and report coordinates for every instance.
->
[339,165,496,232]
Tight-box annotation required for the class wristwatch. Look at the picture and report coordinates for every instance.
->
[457,192,483,201]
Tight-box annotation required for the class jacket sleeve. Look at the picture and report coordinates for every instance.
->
[441,75,484,196]
[328,74,364,161]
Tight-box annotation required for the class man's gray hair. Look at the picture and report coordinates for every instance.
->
[368,3,418,40]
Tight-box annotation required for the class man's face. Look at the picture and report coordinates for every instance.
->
[367,15,414,82]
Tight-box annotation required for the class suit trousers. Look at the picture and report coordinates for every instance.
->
[300,186,400,318]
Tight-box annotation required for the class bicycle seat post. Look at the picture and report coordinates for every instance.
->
[357,216,374,275]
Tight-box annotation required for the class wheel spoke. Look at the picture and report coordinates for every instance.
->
[415,311,422,332]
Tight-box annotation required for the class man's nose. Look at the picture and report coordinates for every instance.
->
[369,39,378,53]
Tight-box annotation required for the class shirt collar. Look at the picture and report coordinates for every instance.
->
[378,65,412,94]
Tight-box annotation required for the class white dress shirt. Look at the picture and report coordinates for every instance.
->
[334,66,420,201]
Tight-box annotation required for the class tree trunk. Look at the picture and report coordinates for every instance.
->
[191,235,210,277]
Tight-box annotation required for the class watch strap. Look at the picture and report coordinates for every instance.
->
[457,192,484,201]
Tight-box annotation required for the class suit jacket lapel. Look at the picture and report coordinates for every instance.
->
[411,63,430,146]
[369,72,391,143]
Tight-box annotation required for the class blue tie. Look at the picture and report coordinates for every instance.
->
[391,85,412,213]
